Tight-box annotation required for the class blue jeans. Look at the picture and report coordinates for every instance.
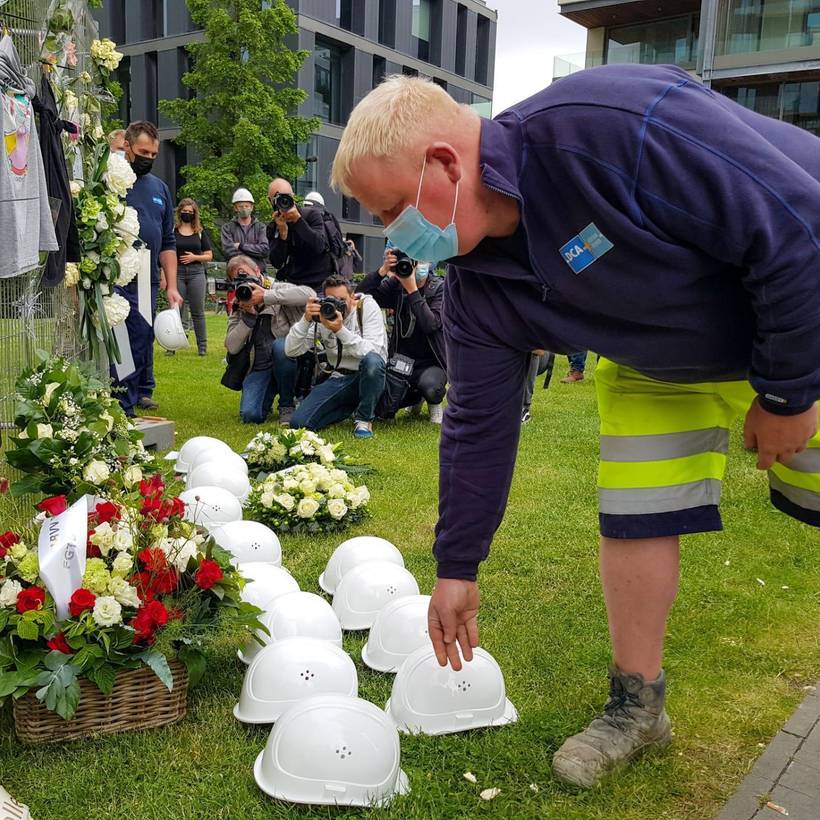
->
[290,352,386,431]
[568,351,587,373]
[239,338,298,424]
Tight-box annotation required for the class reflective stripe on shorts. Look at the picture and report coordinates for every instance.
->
[599,479,722,515]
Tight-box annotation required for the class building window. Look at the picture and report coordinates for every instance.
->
[412,0,432,61]
[455,4,468,76]
[475,14,490,84]
[717,0,820,56]
[470,92,492,118]
[402,65,419,77]
[372,55,386,88]
[342,195,360,221]
[295,137,319,199]
[114,55,131,124]
[379,0,396,48]
[337,0,364,35]
[722,80,820,136]
[605,15,699,68]
[432,76,447,91]
[314,38,345,125]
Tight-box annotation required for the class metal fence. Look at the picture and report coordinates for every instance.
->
[0,0,99,456]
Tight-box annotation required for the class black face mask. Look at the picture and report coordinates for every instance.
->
[130,155,154,177]
[180,212,195,223]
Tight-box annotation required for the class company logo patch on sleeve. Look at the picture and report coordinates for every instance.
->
[152,195,164,206]
[559,223,614,274]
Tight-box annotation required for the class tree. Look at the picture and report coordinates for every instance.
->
[159,0,318,229]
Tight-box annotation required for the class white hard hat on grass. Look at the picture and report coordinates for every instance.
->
[211,521,282,567]
[319,536,403,594]
[331,561,419,631]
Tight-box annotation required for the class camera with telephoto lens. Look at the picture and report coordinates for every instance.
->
[390,248,416,278]
[214,270,257,301]
[313,296,348,322]
[272,192,295,212]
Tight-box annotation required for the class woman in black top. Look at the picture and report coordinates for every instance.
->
[173,198,213,355]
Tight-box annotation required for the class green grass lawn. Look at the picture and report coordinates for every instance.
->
[1,313,818,819]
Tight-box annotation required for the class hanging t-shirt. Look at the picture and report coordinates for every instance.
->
[0,34,59,278]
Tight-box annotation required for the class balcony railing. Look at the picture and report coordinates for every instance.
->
[552,52,603,80]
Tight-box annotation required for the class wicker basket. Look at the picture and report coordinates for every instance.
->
[13,660,188,744]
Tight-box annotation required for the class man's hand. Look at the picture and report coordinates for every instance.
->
[273,212,289,240]
[321,311,344,334]
[165,286,183,309]
[378,251,397,278]
[743,399,818,470]
[399,271,418,294]
[180,251,197,265]
[303,298,321,324]
[282,206,301,224]
[428,578,480,671]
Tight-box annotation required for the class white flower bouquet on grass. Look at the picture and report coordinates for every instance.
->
[245,463,370,534]
[244,429,348,477]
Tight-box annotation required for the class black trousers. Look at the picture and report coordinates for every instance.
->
[402,363,447,407]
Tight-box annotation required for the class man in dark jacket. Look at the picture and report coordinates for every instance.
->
[266,177,335,292]
[331,66,820,788]
[220,187,270,274]
[357,246,446,423]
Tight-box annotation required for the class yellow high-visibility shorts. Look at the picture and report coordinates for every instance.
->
[595,358,820,538]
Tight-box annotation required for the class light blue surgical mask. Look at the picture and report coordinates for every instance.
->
[383,157,459,263]
[415,262,430,285]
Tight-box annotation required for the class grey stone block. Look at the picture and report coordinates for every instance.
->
[766,784,820,820]
[783,694,820,739]
[134,417,176,451]
[798,728,820,769]
[779,759,820,799]
[716,775,771,820]
[749,732,804,785]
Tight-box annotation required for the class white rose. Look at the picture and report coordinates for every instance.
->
[84,460,111,484]
[296,497,320,519]
[108,577,141,608]
[92,595,123,627]
[122,465,142,487]
[111,552,133,577]
[102,293,130,327]
[331,469,348,482]
[170,538,198,572]
[327,498,348,520]
[102,152,136,197]
[43,382,61,403]
[112,526,133,553]
[116,206,140,244]
[90,521,116,556]
[95,213,109,232]
[299,479,317,495]
[69,180,84,197]
[328,483,347,499]
[0,580,22,608]
[283,478,299,492]
[260,490,275,508]
[318,445,336,463]
[36,423,53,439]
[275,493,295,511]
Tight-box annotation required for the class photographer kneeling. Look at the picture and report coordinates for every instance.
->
[357,246,446,423]
[286,275,387,439]
[223,255,314,425]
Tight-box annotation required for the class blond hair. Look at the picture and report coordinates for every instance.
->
[108,128,125,144]
[331,75,467,196]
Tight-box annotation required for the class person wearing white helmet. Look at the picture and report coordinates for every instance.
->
[221,186,270,274]
[303,191,325,207]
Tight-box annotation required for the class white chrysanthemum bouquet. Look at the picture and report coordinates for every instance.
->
[244,428,347,477]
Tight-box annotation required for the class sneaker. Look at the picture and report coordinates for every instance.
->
[138,397,159,410]
[353,420,373,439]
[429,403,444,424]
[552,666,672,789]
[560,370,584,384]
[278,405,295,427]
[198,349,207,357]
[521,409,532,424]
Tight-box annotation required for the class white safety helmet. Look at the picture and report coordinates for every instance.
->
[239,563,299,616]
[241,591,343,665]
[254,694,410,807]
[332,562,419,631]
[319,536,403,595]
[153,308,189,352]
[188,448,248,476]
[211,521,282,566]
[385,646,518,736]
[186,462,251,503]
[234,638,358,724]
[232,187,255,204]
[361,594,431,673]
[174,436,233,474]
[180,486,242,530]
[303,191,325,207]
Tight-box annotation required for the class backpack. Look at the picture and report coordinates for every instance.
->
[317,207,346,271]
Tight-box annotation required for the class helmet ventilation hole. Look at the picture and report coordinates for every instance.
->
[335,745,352,759]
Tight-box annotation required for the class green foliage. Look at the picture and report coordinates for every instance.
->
[34,651,82,721]
[159,0,320,230]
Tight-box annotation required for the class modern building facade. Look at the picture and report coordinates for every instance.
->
[93,0,497,271]
[556,0,819,137]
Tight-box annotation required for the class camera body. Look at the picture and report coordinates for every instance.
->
[390,249,415,278]
[214,271,258,302]
[313,295,348,322]
[272,192,295,212]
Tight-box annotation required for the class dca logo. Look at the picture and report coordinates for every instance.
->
[559,223,613,274]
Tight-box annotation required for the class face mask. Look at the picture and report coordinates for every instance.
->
[112,149,125,158]
[383,156,459,262]
[236,206,253,218]
[130,155,154,177]
[415,262,430,285]
[180,212,195,224]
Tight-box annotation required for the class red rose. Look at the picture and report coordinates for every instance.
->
[36,495,68,516]
[68,588,96,617]
[16,586,46,614]
[86,529,102,558]
[194,559,224,590]
[94,501,121,524]
[131,600,169,644]
[139,474,164,499]
[47,632,72,654]
[0,530,20,559]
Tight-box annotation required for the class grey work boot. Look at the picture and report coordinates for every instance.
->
[552,666,672,789]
